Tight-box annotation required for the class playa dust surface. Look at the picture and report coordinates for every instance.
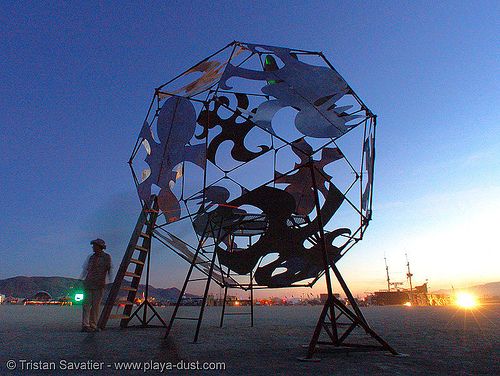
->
[0,304,499,375]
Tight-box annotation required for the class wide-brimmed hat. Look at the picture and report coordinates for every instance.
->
[90,238,106,249]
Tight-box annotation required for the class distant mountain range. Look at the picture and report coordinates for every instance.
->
[433,281,500,297]
[0,276,197,302]
[3,276,498,302]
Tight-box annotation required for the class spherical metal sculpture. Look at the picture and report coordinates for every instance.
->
[130,41,375,290]
[120,41,397,357]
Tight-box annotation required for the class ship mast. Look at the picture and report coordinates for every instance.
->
[384,255,391,292]
[406,253,413,303]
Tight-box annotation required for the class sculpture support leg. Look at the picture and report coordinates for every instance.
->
[300,160,398,360]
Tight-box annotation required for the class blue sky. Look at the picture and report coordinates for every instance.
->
[1,1,498,297]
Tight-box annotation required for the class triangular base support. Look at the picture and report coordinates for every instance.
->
[124,299,168,328]
[300,265,399,361]
[299,160,399,360]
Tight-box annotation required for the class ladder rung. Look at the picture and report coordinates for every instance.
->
[124,271,141,279]
[130,258,144,265]
[109,314,130,320]
[120,286,137,292]
[114,299,134,306]
[188,278,209,282]
[140,232,150,238]
[176,317,198,321]
[135,245,148,252]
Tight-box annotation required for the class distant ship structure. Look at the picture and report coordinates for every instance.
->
[365,255,452,306]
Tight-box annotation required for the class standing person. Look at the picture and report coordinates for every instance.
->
[81,238,112,332]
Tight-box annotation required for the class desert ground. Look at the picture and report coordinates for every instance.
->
[1,304,499,375]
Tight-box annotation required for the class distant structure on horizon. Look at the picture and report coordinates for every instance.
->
[365,255,452,306]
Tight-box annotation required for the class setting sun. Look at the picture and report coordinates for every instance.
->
[455,293,477,308]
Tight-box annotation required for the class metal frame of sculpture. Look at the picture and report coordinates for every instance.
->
[111,41,397,359]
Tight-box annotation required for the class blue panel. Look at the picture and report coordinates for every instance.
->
[137,96,205,218]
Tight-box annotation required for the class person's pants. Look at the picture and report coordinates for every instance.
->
[82,288,104,329]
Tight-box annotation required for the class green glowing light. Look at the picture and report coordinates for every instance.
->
[74,293,84,302]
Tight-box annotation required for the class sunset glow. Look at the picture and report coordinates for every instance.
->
[455,293,477,308]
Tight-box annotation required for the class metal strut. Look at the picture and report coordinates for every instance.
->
[164,211,228,343]
[299,160,398,361]
[219,234,254,328]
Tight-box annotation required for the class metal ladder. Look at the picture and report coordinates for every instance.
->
[98,196,164,329]
[164,213,226,343]
[219,236,254,328]
[219,276,254,327]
